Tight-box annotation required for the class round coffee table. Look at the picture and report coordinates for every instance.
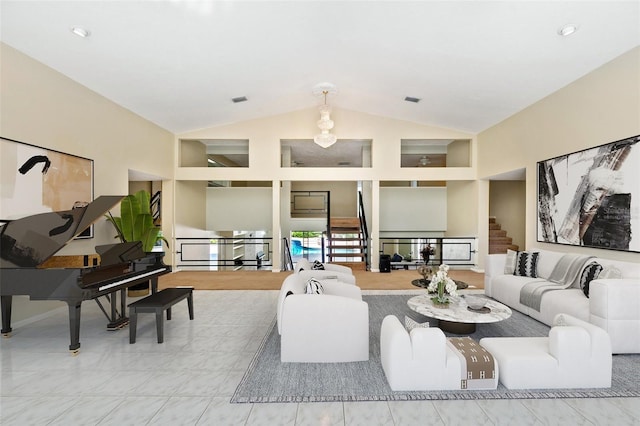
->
[407,294,512,334]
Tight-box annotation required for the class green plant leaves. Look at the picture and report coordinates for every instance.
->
[104,190,167,252]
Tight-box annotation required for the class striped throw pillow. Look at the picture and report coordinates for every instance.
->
[305,278,324,294]
[580,262,603,298]
[514,251,539,278]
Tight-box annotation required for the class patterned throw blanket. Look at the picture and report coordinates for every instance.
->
[519,254,594,311]
[447,337,496,390]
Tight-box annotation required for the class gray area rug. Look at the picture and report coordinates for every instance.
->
[231,295,640,403]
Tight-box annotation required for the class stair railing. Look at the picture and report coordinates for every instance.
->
[282,237,294,271]
[357,190,370,270]
[150,190,161,223]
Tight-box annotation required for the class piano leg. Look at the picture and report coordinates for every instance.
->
[68,301,81,353]
[106,289,128,330]
[1,295,12,336]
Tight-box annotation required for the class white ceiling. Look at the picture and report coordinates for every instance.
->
[1,1,639,135]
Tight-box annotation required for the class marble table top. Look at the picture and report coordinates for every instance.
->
[407,293,512,324]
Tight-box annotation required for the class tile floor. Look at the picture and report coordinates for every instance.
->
[1,290,638,425]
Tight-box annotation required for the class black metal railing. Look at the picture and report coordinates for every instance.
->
[282,238,294,271]
[358,190,370,270]
[175,237,273,270]
[379,237,477,268]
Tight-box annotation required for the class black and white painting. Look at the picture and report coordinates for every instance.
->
[0,137,94,238]
[537,135,640,252]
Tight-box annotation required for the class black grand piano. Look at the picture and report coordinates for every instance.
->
[0,196,171,353]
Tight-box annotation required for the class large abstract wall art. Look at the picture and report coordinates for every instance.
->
[537,135,640,252]
[0,137,94,237]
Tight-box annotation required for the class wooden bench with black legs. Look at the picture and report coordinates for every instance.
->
[129,287,194,344]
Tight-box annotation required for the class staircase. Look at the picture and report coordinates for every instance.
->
[327,217,367,271]
[489,217,519,254]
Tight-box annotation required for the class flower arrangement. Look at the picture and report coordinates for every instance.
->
[428,264,457,306]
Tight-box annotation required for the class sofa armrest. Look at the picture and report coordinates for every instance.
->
[589,278,640,321]
[549,325,591,363]
[484,254,507,296]
[322,281,362,299]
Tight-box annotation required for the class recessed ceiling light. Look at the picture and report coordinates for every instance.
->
[558,24,578,37]
[232,96,248,103]
[404,96,421,103]
[71,27,90,38]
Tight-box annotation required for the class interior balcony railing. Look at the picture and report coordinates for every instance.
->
[379,237,477,269]
[175,237,272,271]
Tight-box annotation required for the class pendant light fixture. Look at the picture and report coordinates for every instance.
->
[312,82,338,148]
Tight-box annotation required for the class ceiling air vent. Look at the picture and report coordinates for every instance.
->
[338,161,351,166]
[404,96,421,103]
[232,96,248,103]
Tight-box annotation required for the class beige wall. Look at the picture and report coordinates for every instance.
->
[479,47,640,262]
[1,43,174,323]
[489,181,526,249]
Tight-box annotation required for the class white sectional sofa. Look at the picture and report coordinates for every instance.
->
[485,249,640,354]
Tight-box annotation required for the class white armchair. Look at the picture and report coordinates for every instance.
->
[480,313,612,389]
[277,274,369,363]
[295,258,354,275]
[380,315,498,391]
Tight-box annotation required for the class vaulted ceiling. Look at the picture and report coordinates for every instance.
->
[2,1,638,134]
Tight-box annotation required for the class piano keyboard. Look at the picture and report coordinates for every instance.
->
[98,267,168,291]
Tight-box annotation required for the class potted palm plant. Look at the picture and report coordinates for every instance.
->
[105,189,168,295]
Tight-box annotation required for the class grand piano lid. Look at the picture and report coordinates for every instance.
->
[0,195,124,268]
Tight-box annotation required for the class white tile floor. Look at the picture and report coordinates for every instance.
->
[1,290,638,425]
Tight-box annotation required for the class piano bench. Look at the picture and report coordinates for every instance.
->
[128,287,194,344]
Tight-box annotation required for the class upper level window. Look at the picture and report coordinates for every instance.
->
[281,139,372,168]
[400,139,470,168]
[179,139,249,167]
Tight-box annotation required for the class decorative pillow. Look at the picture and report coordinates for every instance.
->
[579,262,603,298]
[312,260,325,270]
[554,314,568,326]
[504,249,518,274]
[305,278,324,294]
[404,316,429,332]
[513,251,539,278]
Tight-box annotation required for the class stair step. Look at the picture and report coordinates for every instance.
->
[330,237,362,242]
[489,244,519,254]
[327,252,365,258]
[489,217,496,224]
[489,223,502,230]
[489,229,507,237]
[489,236,513,244]
[330,217,360,228]
[330,261,366,271]
[328,245,365,250]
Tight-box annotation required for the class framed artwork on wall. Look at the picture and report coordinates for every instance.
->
[0,137,94,238]
[537,135,640,252]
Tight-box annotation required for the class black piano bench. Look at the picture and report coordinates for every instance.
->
[128,287,194,344]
